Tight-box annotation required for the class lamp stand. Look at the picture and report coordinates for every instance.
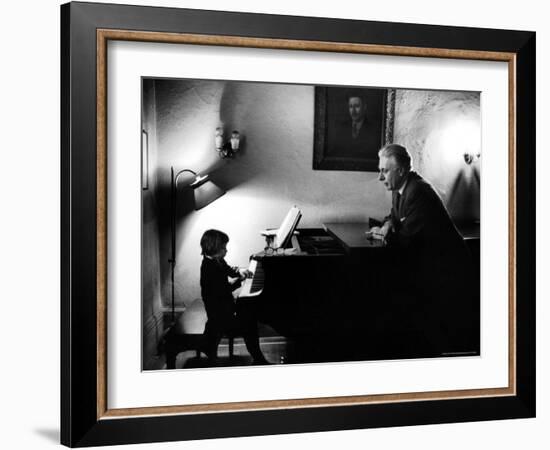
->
[168,167,197,323]
[168,166,225,322]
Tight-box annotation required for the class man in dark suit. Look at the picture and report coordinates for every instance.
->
[370,144,477,355]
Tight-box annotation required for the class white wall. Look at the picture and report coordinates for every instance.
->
[148,79,480,308]
[152,79,389,307]
[1,1,546,450]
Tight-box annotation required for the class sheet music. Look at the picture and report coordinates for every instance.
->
[274,206,301,248]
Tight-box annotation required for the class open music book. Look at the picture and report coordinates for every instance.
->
[241,207,302,298]
[261,206,302,249]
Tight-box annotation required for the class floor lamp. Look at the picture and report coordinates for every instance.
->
[169,167,225,321]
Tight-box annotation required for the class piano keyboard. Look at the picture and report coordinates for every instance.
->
[238,259,264,298]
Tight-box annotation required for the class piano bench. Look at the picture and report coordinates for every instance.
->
[163,298,235,369]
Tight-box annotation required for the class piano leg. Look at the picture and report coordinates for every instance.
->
[228,335,234,359]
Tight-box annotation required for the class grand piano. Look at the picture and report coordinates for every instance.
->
[164,211,480,368]
[238,218,480,364]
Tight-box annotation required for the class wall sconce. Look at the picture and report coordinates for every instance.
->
[215,127,240,158]
[463,152,481,165]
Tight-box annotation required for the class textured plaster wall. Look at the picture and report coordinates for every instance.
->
[147,79,480,308]
[394,89,481,221]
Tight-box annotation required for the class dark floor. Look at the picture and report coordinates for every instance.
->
[148,330,478,371]
[148,335,288,370]
[146,312,479,370]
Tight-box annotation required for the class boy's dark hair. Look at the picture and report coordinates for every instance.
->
[200,229,229,256]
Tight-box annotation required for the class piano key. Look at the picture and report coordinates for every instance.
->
[239,259,264,298]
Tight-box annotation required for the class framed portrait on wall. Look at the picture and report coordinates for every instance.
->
[313,86,394,171]
[61,1,535,447]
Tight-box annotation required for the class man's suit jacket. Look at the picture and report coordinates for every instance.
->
[387,172,472,307]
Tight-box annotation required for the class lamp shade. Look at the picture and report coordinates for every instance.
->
[192,179,225,210]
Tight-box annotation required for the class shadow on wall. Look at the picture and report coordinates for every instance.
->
[157,177,197,306]
[423,111,481,222]
[211,81,265,192]
[164,81,264,222]
[447,163,480,222]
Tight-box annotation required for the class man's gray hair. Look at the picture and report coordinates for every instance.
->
[378,144,412,171]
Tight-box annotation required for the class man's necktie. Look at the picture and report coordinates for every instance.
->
[395,192,401,216]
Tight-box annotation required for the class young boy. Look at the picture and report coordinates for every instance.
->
[199,229,268,365]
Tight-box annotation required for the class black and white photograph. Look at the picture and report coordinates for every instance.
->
[142,77,481,371]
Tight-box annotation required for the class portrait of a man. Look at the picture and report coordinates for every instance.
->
[314,87,393,171]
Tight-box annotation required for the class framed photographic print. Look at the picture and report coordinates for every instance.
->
[61,1,535,447]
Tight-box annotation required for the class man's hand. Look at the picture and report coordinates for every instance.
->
[380,220,392,236]
[365,226,385,240]
[365,220,392,241]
